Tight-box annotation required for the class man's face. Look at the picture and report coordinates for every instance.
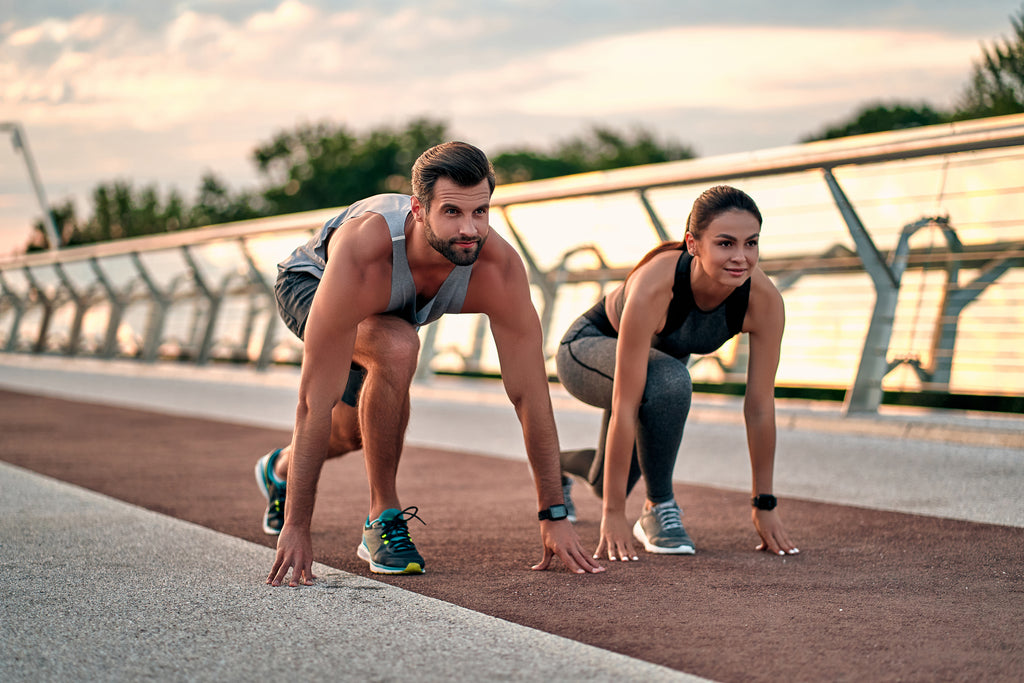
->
[417,178,491,266]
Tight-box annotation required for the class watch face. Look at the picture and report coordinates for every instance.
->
[549,504,568,520]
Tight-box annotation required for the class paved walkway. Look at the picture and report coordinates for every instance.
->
[1,353,1022,682]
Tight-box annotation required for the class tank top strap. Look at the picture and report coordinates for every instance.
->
[386,208,473,326]
[662,252,694,334]
[387,221,416,314]
[661,251,751,337]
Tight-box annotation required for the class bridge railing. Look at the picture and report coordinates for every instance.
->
[2,114,1023,414]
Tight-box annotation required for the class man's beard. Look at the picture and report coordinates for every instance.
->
[423,217,486,266]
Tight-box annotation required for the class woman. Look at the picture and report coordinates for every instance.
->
[556,185,798,561]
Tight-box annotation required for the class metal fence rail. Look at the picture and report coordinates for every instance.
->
[2,114,1023,414]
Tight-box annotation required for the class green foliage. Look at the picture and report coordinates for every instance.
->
[802,5,1024,142]
[801,102,948,143]
[28,181,197,252]
[253,117,449,214]
[954,4,1024,119]
[189,172,264,226]
[492,125,695,184]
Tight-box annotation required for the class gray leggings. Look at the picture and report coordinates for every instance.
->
[555,314,692,504]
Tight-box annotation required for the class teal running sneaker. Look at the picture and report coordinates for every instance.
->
[357,507,426,574]
[561,475,578,523]
[254,449,286,535]
[633,500,695,554]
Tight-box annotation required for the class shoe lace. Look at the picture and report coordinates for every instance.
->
[380,506,426,552]
[652,502,683,531]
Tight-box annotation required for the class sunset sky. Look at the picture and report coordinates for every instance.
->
[1,0,1021,254]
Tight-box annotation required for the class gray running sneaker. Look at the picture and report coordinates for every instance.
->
[357,507,426,574]
[633,500,695,554]
[562,476,578,523]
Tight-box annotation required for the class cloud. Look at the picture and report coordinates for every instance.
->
[0,1,1009,255]
[441,26,982,118]
[1,4,986,139]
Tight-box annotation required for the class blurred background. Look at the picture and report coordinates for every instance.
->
[2,1,1022,413]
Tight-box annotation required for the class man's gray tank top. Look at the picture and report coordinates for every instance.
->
[277,194,473,326]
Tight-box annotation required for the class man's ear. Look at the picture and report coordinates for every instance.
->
[410,195,424,221]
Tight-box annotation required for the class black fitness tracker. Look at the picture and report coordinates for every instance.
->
[538,504,569,521]
[751,494,778,510]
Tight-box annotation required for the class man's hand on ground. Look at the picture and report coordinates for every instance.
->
[267,524,317,586]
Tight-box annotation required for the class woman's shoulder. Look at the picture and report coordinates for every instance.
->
[633,249,683,282]
[743,267,785,332]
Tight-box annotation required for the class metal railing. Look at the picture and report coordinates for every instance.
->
[2,114,1023,414]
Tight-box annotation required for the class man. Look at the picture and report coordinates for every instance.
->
[257,141,604,586]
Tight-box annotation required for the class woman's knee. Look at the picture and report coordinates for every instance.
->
[643,358,692,409]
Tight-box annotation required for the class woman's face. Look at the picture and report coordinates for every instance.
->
[688,209,761,287]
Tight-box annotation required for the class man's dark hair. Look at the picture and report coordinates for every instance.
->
[411,141,496,210]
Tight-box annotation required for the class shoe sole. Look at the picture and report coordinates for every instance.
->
[632,520,696,554]
[254,454,281,536]
[357,542,425,574]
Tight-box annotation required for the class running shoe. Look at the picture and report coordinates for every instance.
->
[632,500,695,554]
[357,507,426,574]
[561,475,578,523]
[254,448,286,535]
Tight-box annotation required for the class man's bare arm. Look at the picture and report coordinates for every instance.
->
[268,216,392,586]
[470,237,604,573]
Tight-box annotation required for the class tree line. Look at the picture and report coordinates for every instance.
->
[28,4,1024,251]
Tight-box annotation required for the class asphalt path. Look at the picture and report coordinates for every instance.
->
[2,355,1023,681]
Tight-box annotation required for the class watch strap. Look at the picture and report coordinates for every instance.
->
[751,494,778,510]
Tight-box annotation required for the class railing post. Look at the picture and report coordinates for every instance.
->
[823,169,899,415]
[932,255,1023,384]
[53,263,90,356]
[0,271,26,352]
[638,189,671,242]
[89,258,128,358]
[238,239,279,370]
[131,253,173,362]
[21,267,55,353]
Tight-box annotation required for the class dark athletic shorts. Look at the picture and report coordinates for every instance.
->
[274,269,366,407]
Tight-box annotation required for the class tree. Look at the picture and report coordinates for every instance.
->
[189,172,263,227]
[492,125,696,184]
[252,117,449,214]
[954,4,1024,119]
[801,102,948,143]
[27,199,78,252]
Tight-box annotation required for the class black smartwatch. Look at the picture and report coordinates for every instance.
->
[538,504,569,521]
[751,494,778,511]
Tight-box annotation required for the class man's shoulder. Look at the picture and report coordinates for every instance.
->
[475,229,523,274]
[461,232,530,314]
[327,208,398,266]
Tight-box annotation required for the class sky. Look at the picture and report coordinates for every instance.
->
[1,0,1022,255]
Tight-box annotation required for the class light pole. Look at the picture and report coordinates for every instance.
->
[1,121,61,250]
